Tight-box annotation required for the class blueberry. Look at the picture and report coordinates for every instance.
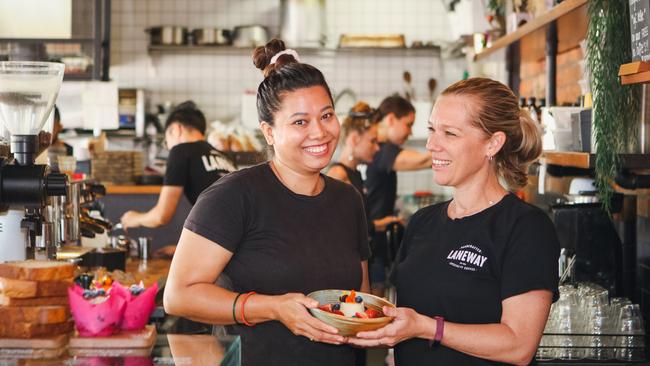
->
[332,303,340,311]
[83,290,92,299]
[355,296,363,303]
[97,289,106,296]
[340,294,348,302]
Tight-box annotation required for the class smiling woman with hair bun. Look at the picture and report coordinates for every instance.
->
[164,39,371,365]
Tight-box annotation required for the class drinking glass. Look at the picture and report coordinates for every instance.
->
[57,155,76,176]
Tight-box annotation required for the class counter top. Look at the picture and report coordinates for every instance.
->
[125,258,171,288]
[106,185,162,195]
[0,333,241,365]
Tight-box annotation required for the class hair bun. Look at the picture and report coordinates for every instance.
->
[253,39,296,77]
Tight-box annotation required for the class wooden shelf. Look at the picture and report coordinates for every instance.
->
[619,61,650,85]
[541,151,650,169]
[148,45,440,57]
[541,151,592,169]
[474,0,587,61]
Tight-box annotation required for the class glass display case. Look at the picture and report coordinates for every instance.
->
[0,0,110,81]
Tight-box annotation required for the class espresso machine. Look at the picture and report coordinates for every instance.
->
[0,61,68,261]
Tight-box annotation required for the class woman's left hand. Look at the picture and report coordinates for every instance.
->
[347,306,428,348]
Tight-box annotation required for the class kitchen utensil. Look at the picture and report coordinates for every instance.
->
[280,0,325,47]
[146,26,187,46]
[307,290,394,337]
[428,78,437,103]
[192,28,231,46]
[138,237,151,260]
[403,71,414,101]
[232,25,269,48]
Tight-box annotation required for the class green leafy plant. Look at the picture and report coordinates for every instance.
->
[586,0,640,212]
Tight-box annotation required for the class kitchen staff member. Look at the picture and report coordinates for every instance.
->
[164,39,370,366]
[120,101,235,231]
[327,101,403,243]
[326,101,401,366]
[349,78,560,365]
[364,96,431,295]
[47,106,73,164]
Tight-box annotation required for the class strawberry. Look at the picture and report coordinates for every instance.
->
[365,309,382,318]
[318,304,333,312]
[355,312,369,319]
[332,310,344,316]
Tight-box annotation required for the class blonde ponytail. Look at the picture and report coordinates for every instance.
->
[441,78,543,189]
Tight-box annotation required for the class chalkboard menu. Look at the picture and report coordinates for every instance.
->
[630,0,650,61]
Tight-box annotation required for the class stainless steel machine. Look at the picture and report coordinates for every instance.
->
[0,61,68,261]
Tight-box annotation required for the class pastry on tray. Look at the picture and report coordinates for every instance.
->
[68,273,157,337]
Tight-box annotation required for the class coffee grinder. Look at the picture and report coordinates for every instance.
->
[0,61,68,261]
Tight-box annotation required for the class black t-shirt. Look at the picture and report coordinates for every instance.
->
[393,194,560,366]
[184,163,370,366]
[330,162,375,236]
[365,142,402,220]
[164,141,236,204]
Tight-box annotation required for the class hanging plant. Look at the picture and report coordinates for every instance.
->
[586,0,640,212]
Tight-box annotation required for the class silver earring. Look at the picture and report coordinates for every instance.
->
[488,155,493,161]
[348,155,354,162]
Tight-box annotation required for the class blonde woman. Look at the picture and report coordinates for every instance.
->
[349,78,560,366]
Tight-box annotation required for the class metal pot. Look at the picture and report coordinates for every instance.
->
[280,0,325,47]
[192,28,231,45]
[147,26,187,45]
[232,25,269,48]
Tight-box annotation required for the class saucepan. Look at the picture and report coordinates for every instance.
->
[146,26,187,45]
[232,25,269,48]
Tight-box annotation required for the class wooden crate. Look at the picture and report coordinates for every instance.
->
[91,151,143,185]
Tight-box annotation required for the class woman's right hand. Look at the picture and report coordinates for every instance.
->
[272,293,347,345]
[374,216,403,231]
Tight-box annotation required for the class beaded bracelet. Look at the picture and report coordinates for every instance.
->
[232,292,244,325]
[240,291,257,327]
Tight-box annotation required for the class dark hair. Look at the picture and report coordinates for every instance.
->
[165,100,206,134]
[376,95,415,122]
[341,102,379,139]
[53,105,60,123]
[441,77,542,189]
[252,39,333,125]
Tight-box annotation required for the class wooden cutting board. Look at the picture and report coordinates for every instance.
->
[0,333,67,349]
[69,325,156,349]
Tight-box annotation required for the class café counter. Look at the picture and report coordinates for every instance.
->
[0,333,241,365]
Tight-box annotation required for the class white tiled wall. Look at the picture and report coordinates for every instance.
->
[109,0,469,194]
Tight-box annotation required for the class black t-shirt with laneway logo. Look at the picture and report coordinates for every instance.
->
[393,193,560,366]
[164,141,236,204]
[184,163,370,366]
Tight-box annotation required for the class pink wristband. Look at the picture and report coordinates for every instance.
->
[429,316,444,347]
